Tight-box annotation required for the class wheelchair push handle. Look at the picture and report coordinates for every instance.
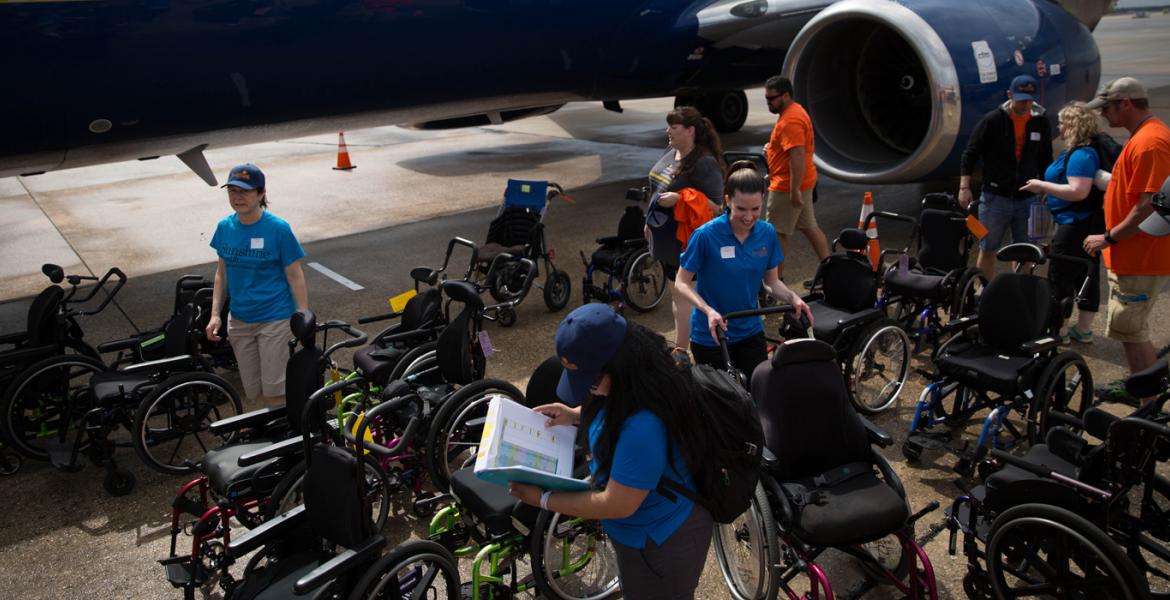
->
[342,393,424,458]
[302,376,368,453]
[320,320,369,357]
[722,304,796,321]
[69,267,129,316]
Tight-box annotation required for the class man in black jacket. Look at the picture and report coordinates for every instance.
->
[959,75,1054,275]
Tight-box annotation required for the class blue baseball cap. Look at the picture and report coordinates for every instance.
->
[1009,75,1038,101]
[222,164,265,190]
[555,304,628,406]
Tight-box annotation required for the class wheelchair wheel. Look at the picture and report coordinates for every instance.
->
[622,251,666,313]
[132,371,243,475]
[1027,352,1093,445]
[103,466,136,496]
[951,268,987,318]
[530,510,621,600]
[1,354,107,460]
[424,379,525,492]
[387,341,440,385]
[265,454,392,531]
[489,260,528,303]
[347,540,460,600]
[544,270,572,311]
[713,482,780,600]
[987,503,1149,599]
[0,449,21,476]
[846,318,911,415]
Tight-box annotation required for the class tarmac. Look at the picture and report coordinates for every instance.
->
[0,12,1168,600]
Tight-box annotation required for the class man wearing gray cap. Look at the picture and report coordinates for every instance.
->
[1082,77,1170,403]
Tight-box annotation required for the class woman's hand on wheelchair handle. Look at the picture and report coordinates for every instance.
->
[534,403,580,427]
[706,308,727,344]
[205,315,222,342]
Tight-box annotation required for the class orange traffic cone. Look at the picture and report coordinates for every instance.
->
[333,132,356,171]
[857,191,881,271]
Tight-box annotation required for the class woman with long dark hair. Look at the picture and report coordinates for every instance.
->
[509,304,712,600]
[644,106,725,358]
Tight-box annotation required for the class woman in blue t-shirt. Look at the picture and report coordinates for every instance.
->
[673,162,813,378]
[1021,102,1106,343]
[509,304,711,600]
[205,164,308,405]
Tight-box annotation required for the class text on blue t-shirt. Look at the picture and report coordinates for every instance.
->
[210,212,305,323]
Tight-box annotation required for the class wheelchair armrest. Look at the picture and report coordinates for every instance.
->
[293,535,386,595]
[0,344,55,365]
[759,473,795,525]
[121,354,199,374]
[356,310,402,325]
[860,416,893,447]
[1044,410,1084,431]
[802,292,824,303]
[227,504,308,558]
[594,235,622,245]
[871,448,907,500]
[374,326,438,347]
[96,336,141,354]
[209,406,286,436]
[0,331,29,347]
[1020,336,1061,355]
[622,239,645,249]
[238,435,309,467]
[942,315,979,334]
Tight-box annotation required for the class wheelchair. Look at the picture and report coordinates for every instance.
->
[872,193,985,356]
[803,227,911,415]
[946,360,1170,598]
[420,236,540,328]
[903,243,1095,474]
[713,335,939,600]
[1,286,242,494]
[472,178,572,314]
[212,384,417,600]
[579,186,667,312]
[351,267,446,388]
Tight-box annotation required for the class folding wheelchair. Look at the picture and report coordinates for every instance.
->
[713,336,939,600]
[946,360,1170,599]
[351,268,446,388]
[903,243,1095,474]
[473,178,572,314]
[804,228,911,415]
[579,186,667,312]
[873,193,985,356]
[420,236,540,327]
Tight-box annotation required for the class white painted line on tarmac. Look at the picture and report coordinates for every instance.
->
[307,262,364,291]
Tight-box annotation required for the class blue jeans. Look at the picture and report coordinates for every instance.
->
[978,191,1035,251]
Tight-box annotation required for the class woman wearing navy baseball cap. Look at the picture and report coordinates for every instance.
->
[509,304,712,599]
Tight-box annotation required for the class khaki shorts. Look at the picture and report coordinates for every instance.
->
[766,189,819,236]
[1105,272,1169,343]
[228,316,294,399]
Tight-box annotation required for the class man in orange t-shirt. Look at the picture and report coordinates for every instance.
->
[763,75,830,267]
[1083,77,1170,396]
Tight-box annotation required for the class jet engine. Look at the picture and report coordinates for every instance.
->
[782,0,1101,184]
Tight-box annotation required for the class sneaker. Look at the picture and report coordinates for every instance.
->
[1068,325,1093,344]
[1094,380,1138,406]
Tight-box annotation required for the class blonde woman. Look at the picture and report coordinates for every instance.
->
[1020,102,1107,343]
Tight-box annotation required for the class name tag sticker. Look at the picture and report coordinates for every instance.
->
[720,246,736,259]
[250,237,265,250]
[1030,132,1041,141]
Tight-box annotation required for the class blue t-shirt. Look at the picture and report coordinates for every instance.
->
[588,409,696,549]
[1044,147,1100,224]
[680,214,783,346]
[210,212,305,323]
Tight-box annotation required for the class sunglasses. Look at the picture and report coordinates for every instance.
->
[764,94,783,102]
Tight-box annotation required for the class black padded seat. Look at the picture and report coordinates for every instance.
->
[590,247,625,272]
[883,270,946,300]
[788,471,909,547]
[984,444,1078,492]
[89,370,155,403]
[808,302,881,343]
[230,550,333,600]
[202,442,280,498]
[477,242,527,264]
[935,343,1032,395]
[450,467,538,537]
[352,344,406,386]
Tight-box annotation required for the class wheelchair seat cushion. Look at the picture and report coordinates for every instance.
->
[590,246,626,273]
[352,344,405,386]
[883,269,947,300]
[935,341,1033,395]
[808,302,881,344]
[450,467,538,537]
[788,471,909,547]
[229,549,333,600]
[89,370,155,404]
[203,442,281,498]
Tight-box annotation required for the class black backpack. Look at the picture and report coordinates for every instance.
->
[1055,132,1123,217]
[656,363,764,523]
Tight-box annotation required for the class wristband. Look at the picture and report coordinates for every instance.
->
[1104,231,1118,245]
[540,490,553,511]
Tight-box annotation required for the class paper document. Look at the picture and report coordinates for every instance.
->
[474,395,590,492]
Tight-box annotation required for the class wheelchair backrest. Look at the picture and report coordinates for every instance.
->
[751,339,871,482]
[161,303,197,358]
[615,206,644,242]
[286,311,325,434]
[917,208,969,273]
[401,288,442,332]
[503,179,550,212]
[977,273,1053,353]
[525,356,563,405]
[26,285,65,347]
[817,252,877,313]
[304,444,369,548]
[486,207,541,248]
[436,281,486,385]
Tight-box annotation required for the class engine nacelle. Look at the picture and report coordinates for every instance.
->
[783,0,1100,184]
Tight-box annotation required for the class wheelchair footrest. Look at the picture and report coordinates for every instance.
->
[161,557,207,588]
[172,495,208,518]
[46,441,81,472]
[906,431,951,451]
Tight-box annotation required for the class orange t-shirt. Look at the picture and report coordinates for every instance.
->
[766,102,817,193]
[1104,117,1170,275]
[1009,110,1030,162]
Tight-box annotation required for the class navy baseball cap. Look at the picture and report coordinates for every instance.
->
[222,164,265,190]
[1010,75,1038,102]
[555,304,627,406]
